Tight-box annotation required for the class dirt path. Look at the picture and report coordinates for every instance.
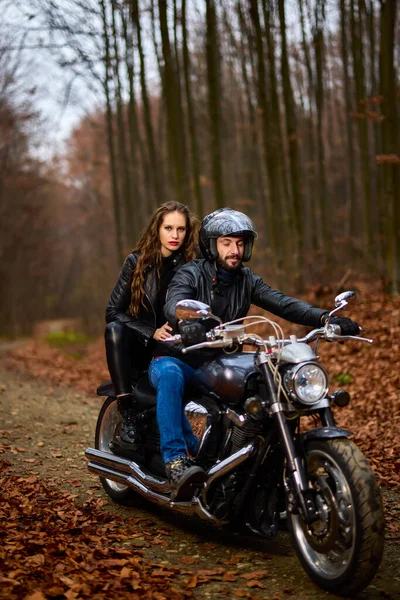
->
[1,360,399,600]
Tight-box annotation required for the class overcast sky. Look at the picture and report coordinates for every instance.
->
[1,0,101,158]
[1,0,340,160]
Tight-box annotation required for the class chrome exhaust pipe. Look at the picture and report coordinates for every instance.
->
[86,440,256,496]
[204,442,257,489]
[87,460,222,523]
[86,441,256,520]
[85,447,172,493]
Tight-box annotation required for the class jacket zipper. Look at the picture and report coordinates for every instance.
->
[142,266,156,347]
[144,256,180,344]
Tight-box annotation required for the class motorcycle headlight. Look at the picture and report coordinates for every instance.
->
[284,362,328,405]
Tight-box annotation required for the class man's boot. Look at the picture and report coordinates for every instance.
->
[116,393,138,446]
[165,456,207,500]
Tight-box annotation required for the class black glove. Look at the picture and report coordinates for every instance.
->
[178,320,207,346]
[329,316,360,336]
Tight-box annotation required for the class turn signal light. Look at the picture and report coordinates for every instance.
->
[244,395,264,417]
[331,390,351,407]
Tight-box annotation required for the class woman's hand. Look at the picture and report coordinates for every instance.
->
[153,323,174,341]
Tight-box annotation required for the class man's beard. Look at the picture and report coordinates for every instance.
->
[217,255,242,272]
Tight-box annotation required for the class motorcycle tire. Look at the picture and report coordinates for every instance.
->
[94,396,140,506]
[287,438,384,596]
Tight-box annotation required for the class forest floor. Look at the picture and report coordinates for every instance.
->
[1,286,400,599]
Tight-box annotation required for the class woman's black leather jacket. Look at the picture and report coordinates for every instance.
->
[106,252,185,346]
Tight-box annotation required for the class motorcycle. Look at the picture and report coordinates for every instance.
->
[86,291,384,596]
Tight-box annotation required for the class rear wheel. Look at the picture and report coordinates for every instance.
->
[288,438,384,596]
[95,396,139,505]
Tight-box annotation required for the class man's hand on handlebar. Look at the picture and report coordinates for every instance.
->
[328,316,360,336]
[178,320,207,347]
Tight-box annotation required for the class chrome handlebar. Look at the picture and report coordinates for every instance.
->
[166,324,373,352]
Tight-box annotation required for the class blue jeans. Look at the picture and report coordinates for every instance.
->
[148,357,199,464]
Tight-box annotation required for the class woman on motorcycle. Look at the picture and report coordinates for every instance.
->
[105,201,199,447]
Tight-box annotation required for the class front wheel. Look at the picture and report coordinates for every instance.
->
[288,438,384,596]
[95,396,139,505]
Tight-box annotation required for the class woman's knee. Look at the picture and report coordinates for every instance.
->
[105,321,125,345]
[150,358,185,391]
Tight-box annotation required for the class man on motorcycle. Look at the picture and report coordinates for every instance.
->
[148,208,360,499]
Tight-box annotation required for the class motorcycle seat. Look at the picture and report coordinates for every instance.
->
[97,380,116,397]
[134,375,157,409]
[133,375,202,411]
[97,374,202,409]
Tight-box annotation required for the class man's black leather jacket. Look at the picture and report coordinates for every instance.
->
[164,259,326,330]
[105,252,185,346]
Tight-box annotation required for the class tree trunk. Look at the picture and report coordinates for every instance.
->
[313,0,329,253]
[262,0,290,219]
[205,0,224,209]
[236,1,268,241]
[110,0,133,245]
[379,0,400,293]
[120,5,145,228]
[249,0,282,274]
[365,0,383,250]
[150,0,162,73]
[131,0,164,208]
[181,0,203,215]
[298,0,319,251]
[340,0,357,238]
[350,0,372,248]
[158,0,186,204]
[220,5,246,205]
[173,0,190,203]
[99,0,123,264]
[277,0,303,264]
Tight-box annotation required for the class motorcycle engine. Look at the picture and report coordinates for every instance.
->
[230,422,261,454]
[209,471,247,520]
[209,419,263,520]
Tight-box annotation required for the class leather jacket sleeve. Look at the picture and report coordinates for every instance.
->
[105,254,156,344]
[164,266,199,330]
[251,274,326,327]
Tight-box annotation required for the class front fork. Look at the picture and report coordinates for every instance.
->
[257,355,321,524]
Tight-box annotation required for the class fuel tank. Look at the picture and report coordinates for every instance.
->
[191,352,258,405]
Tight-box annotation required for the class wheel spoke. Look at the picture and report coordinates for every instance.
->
[290,443,356,579]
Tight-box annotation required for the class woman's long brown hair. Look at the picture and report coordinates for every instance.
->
[129,202,199,317]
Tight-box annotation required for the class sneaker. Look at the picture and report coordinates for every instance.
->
[165,457,207,501]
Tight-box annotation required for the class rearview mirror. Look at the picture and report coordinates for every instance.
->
[328,290,356,320]
[175,299,213,321]
[334,290,356,308]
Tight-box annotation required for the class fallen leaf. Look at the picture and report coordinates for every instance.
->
[120,567,132,578]
[223,555,242,565]
[185,574,197,588]
[180,556,197,565]
[24,592,47,600]
[223,570,238,581]
[199,543,217,550]
[241,570,268,580]
[247,580,264,588]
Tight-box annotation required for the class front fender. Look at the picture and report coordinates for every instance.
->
[300,426,352,443]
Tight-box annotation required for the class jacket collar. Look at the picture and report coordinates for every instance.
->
[142,251,184,275]
[202,258,244,281]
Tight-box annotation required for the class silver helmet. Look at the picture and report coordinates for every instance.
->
[199,208,258,262]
